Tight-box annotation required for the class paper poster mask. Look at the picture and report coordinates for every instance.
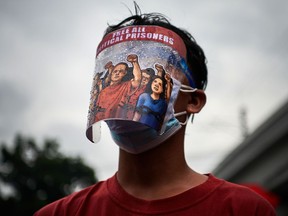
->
[86,25,196,143]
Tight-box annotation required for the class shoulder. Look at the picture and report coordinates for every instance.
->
[33,180,107,216]
[209,175,276,215]
[139,92,150,99]
[218,177,266,202]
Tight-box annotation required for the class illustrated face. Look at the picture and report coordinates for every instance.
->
[111,64,127,83]
[141,72,151,86]
[151,78,163,94]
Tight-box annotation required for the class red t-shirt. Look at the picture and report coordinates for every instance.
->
[34,174,276,216]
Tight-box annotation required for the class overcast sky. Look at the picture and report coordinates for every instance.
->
[1,0,288,180]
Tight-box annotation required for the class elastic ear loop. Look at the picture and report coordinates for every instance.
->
[176,85,198,125]
[174,112,195,125]
[180,84,197,93]
[174,111,188,125]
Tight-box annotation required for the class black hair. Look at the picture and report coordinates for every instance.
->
[103,3,208,90]
[142,68,155,77]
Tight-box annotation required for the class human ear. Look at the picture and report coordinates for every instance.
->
[186,90,206,114]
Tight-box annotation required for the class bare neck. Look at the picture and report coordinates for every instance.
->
[116,127,208,200]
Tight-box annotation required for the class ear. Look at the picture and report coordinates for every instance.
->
[186,90,206,114]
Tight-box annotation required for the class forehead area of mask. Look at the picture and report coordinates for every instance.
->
[97,26,196,87]
[95,26,190,84]
[97,25,187,58]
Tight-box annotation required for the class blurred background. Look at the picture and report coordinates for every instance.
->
[1,0,288,215]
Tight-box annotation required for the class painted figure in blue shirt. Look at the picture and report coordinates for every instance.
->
[133,73,172,130]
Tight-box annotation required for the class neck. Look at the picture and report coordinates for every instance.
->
[116,127,207,200]
[110,80,120,86]
[150,92,160,100]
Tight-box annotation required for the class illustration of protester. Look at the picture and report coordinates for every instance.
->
[116,67,155,119]
[154,63,173,100]
[94,54,141,120]
[87,61,115,125]
[87,73,102,126]
[101,61,114,89]
[133,67,172,130]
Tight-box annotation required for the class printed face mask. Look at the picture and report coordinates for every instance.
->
[86,25,196,144]
[106,79,197,154]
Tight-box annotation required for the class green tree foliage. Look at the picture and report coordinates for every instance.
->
[0,134,98,216]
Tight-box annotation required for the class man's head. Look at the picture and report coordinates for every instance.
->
[110,62,128,84]
[103,11,207,118]
[87,7,208,151]
[141,68,154,86]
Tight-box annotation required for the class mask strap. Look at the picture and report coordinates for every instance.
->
[175,85,198,125]
[174,111,188,125]
[180,84,197,93]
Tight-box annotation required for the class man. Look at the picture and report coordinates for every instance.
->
[34,8,276,216]
[141,68,154,86]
